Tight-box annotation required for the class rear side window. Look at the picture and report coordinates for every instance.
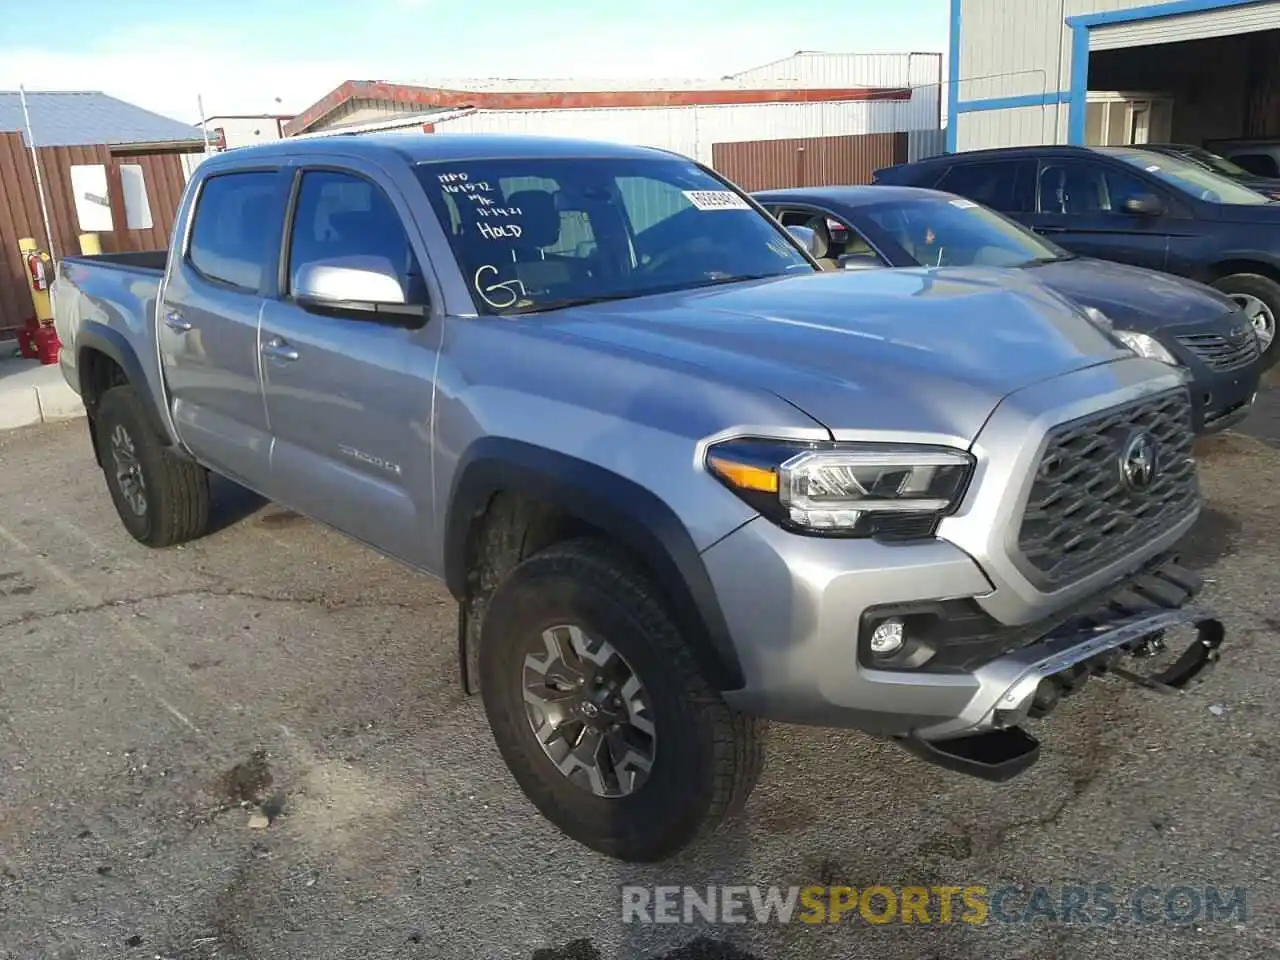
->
[187,171,281,291]
[934,161,1031,212]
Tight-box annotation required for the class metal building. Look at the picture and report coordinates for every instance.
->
[283,53,944,187]
[949,0,1280,152]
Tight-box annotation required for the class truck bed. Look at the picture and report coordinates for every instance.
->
[53,250,168,403]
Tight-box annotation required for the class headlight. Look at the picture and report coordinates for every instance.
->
[1112,329,1180,365]
[705,438,974,539]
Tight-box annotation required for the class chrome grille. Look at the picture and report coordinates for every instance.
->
[1017,388,1198,588]
[1175,325,1260,371]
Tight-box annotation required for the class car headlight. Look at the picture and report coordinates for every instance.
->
[1112,329,1180,365]
[705,438,974,539]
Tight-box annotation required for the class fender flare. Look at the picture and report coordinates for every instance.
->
[75,322,170,442]
[444,438,745,691]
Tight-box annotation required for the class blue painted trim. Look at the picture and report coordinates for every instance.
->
[1067,25,1090,145]
[946,0,961,152]
[1066,0,1268,28]
[1065,0,1269,144]
[955,91,1073,113]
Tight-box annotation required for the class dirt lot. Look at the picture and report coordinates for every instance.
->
[2,387,1279,960]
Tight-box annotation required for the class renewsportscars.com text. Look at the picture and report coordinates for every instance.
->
[621,884,1247,926]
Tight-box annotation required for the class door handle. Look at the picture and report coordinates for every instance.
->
[163,310,192,332]
[261,337,299,362]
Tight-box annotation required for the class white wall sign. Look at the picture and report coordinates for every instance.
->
[69,164,114,232]
[119,164,153,230]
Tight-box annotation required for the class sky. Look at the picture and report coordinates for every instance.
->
[0,0,949,124]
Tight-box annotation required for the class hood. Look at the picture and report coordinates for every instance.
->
[532,268,1129,443]
[1212,199,1280,224]
[1019,257,1236,332]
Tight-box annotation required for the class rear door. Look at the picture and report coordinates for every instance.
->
[257,162,441,568]
[1025,158,1174,272]
[159,167,288,489]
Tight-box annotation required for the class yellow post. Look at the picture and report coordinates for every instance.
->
[17,237,52,322]
[79,233,101,256]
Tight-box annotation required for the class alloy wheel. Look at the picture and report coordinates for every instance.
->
[1229,293,1276,351]
[521,624,657,798]
[110,424,147,517]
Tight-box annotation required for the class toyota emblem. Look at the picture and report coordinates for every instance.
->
[1120,432,1158,491]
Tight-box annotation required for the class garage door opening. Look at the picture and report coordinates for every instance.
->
[1086,30,1280,148]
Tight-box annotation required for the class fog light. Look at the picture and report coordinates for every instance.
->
[869,618,905,655]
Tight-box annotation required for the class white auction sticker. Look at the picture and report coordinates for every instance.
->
[683,190,752,211]
[949,197,978,209]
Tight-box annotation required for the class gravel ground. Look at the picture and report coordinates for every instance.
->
[2,383,1279,960]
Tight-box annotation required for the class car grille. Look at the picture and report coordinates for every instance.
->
[1175,324,1260,371]
[1016,388,1198,588]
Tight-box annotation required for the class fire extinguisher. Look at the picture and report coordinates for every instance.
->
[27,251,49,292]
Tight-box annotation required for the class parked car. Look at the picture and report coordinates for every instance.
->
[53,133,1225,862]
[754,184,1261,433]
[1140,143,1280,201]
[1203,138,1280,180]
[874,144,1280,363]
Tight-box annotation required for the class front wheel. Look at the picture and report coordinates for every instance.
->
[1212,272,1280,364]
[97,385,211,547]
[479,539,763,862]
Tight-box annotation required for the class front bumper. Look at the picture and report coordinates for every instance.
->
[707,516,1224,777]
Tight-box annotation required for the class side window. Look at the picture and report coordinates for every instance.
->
[934,161,1027,212]
[1232,153,1280,178]
[187,171,281,291]
[1036,160,1155,215]
[775,207,885,268]
[287,170,426,303]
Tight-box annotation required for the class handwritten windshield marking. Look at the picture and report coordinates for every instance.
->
[474,264,528,309]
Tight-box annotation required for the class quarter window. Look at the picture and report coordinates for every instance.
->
[187,171,281,291]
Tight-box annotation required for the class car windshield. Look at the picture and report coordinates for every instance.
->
[1175,146,1252,178]
[414,157,814,315]
[1104,148,1271,204]
[859,195,1071,268]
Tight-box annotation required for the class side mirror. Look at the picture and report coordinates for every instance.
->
[294,256,426,325]
[837,253,885,271]
[1123,194,1165,217]
[786,224,821,257]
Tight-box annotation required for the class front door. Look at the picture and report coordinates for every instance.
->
[1026,158,1172,272]
[159,168,287,490]
[257,166,439,568]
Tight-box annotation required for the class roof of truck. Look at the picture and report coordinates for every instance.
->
[226,131,683,164]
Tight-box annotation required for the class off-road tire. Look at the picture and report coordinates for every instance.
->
[479,538,764,862]
[97,385,210,548]
[1212,272,1280,366]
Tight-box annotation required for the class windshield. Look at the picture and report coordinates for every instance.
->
[1175,145,1252,178]
[415,157,814,314]
[1104,148,1271,205]
[860,195,1070,268]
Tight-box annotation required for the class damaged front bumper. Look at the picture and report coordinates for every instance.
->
[900,559,1224,782]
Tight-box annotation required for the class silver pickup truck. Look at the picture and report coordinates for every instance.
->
[53,132,1225,863]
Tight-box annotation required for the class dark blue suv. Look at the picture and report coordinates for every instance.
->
[875,144,1280,364]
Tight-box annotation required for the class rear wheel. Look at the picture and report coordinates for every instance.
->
[479,539,763,862]
[1212,272,1279,363]
[97,385,210,547]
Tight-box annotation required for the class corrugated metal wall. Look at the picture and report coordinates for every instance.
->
[435,99,928,165]
[712,132,908,191]
[0,132,191,338]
